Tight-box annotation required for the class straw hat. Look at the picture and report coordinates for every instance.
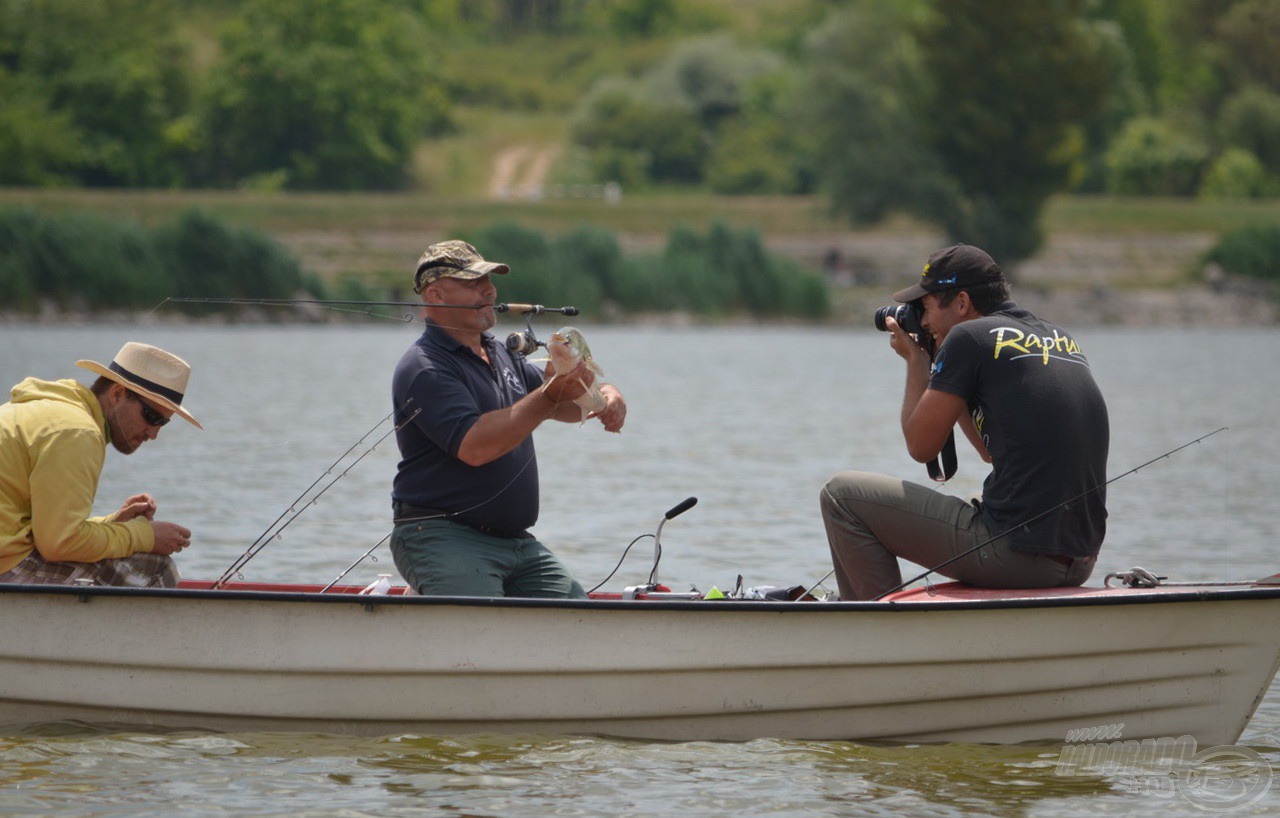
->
[76,342,201,429]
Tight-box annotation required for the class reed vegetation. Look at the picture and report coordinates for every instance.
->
[0,207,314,314]
[0,206,830,320]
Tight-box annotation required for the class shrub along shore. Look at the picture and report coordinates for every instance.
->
[0,205,828,322]
[2,191,1277,326]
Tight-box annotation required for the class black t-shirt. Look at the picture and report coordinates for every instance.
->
[391,320,544,532]
[928,302,1109,556]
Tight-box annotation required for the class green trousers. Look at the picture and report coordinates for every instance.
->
[391,518,587,599]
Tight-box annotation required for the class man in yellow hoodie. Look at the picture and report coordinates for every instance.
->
[0,342,201,587]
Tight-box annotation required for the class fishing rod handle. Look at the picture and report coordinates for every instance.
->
[497,303,580,316]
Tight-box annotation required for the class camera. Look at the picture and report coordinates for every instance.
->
[873,302,924,335]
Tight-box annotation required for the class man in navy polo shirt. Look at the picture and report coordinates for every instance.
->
[390,240,626,598]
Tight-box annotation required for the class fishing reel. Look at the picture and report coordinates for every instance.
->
[505,322,544,356]
[502,304,578,356]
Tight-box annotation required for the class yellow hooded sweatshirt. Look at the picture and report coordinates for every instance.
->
[0,377,154,574]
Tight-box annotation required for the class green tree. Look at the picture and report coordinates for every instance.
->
[914,0,1114,262]
[570,35,787,188]
[1071,0,1170,192]
[1090,0,1177,107]
[0,0,194,187]
[691,55,814,194]
[1199,147,1276,199]
[802,0,1114,264]
[608,0,677,37]
[1105,116,1209,195]
[459,0,585,34]
[1214,0,1280,92]
[799,3,948,225]
[571,81,707,185]
[643,36,784,131]
[1218,86,1280,174]
[199,0,451,189]
[0,74,81,186]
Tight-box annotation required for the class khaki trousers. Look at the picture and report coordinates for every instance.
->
[820,470,1095,601]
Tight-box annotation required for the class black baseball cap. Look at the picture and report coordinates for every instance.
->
[892,244,1005,302]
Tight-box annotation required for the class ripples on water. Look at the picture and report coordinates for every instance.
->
[2,324,1278,817]
[5,724,1276,817]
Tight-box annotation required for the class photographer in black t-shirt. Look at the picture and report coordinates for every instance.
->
[821,244,1109,600]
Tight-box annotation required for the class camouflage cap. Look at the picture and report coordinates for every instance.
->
[413,240,510,293]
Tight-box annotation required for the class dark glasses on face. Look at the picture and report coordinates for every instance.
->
[131,392,170,427]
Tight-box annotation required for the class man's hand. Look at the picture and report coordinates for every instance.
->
[589,384,627,433]
[115,493,157,522]
[539,361,593,404]
[151,521,192,556]
[885,316,932,366]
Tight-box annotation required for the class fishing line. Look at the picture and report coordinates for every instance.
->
[212,403,420,589]
[871,426,1231,601]
[392,446,542,526]
[150,296,419,323]
[317,438,544,591]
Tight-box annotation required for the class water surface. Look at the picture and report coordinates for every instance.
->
[1,322,1277,816]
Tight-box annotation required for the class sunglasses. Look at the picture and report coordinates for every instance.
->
[130,392,171,427]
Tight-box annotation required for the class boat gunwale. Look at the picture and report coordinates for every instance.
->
[3,581,1280,613]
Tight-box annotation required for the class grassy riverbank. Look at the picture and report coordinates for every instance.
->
[3,188,1278,326]
[6,188,1277,236]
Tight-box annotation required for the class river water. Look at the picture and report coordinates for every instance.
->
[1,320,1277,816]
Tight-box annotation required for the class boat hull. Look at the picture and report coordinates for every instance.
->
[3,583,1280,745]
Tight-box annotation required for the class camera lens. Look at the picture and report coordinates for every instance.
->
[873,303,924,335]
[873,306,897,332]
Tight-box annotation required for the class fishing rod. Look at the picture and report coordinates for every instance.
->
[329,495,699,597]
[871,426,1231,601]
[158,296,579,315]
[320,436,549,591]
[321,533,392,593]
[212,404,420,589]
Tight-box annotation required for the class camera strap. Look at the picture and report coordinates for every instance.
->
[926,431,957,482]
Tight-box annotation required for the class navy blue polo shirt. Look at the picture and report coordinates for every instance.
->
[391,320,545,533]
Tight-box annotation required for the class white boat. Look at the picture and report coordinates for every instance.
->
[3,572,1280,745]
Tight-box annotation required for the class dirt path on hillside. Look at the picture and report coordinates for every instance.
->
[489,145,561,200]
